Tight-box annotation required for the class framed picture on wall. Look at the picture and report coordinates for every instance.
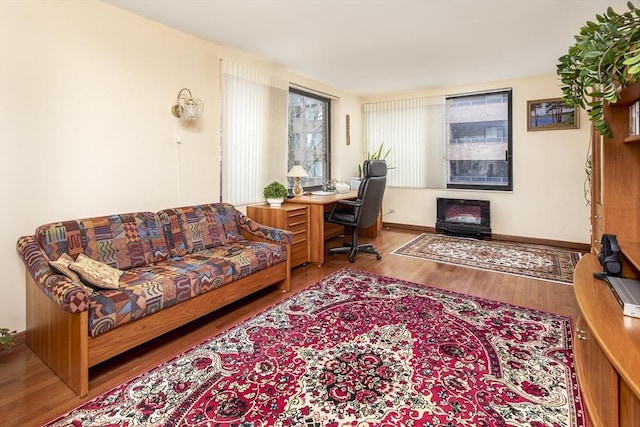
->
[527,98,579,131]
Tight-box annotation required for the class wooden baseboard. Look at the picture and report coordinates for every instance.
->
[382,222,591,253]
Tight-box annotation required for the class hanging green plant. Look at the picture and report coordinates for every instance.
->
[557,1,640,137]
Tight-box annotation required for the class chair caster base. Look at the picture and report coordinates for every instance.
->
[328,243,382,263]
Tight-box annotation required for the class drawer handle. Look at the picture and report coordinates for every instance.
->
[576,328,587,340]
[593,215,601,219]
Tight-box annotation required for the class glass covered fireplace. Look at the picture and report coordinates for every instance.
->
[436,198,491,238]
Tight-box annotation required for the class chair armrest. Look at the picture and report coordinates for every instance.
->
[329,198,361,216]
[236,212,294,245]
[16,235,89,314]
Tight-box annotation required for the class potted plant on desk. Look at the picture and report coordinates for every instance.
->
[263,181,289,208]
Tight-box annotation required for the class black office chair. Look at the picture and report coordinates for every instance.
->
[326,159,387,262]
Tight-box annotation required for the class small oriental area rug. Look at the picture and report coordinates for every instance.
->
[46,269,587,427]
[391,233,582,284]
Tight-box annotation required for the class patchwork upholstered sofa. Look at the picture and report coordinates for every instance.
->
[16,203,292,397]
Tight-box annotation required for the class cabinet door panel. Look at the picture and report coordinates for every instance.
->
[620,379,640,427]
[575,315,619,426]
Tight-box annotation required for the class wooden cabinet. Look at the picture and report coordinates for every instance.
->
[580,80,640,425]
[573,255,640,426]
[247,204,309,268]
[592,81,640,267]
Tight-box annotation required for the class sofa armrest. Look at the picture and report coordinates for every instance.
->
[236,211,294,245]
[16,235,89,314]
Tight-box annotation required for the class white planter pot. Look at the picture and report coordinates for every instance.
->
[267,198,284,208]
[350,177,362,191]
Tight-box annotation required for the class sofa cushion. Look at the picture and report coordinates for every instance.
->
[201,240,288,280]
[49,253,82,283]
[158,203,243,257]
[35,212,170,270]
[87,239,287,337]
[70,254,123,290]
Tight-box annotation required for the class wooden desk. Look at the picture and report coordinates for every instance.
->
[285,191,358,265]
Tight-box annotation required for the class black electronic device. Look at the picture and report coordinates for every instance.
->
[593,234,622,281]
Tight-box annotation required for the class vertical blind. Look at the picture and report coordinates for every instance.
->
[220,60,288,205]
[363,96,445,188]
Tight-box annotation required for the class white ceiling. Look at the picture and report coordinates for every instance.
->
[102,0,634,96]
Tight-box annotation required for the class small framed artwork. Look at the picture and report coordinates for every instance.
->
[527,98,579,131]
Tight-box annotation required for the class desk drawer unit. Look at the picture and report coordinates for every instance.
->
[247,204,309,268]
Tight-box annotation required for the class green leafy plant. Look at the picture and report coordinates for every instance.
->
[358,143,394,178]
[557,2,640,137]
[263,181,288,199]
[0,327,16,352]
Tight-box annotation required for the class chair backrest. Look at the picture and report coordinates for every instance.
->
[355,159,387,228]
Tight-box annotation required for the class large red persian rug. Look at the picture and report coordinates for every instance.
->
[46,269,587,426]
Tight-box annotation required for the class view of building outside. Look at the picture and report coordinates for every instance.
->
[445,91,512,190]
[288,90,330,190]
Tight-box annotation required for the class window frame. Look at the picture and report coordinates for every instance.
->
[445,89,513,192]
[288,88,331,191]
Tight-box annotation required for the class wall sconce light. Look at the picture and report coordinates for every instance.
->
[171,88,204,121]
[287,165,308,197]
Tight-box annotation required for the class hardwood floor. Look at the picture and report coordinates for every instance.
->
[0,229,581,426]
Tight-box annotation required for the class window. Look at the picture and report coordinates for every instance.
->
[446,90,513,191]
[288,89,330,190]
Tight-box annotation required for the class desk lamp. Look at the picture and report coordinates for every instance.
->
[287,166,308,196]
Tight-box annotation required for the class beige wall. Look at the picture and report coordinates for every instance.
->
[0,1,590,333]
[0,1,360,331]
[367,76,592,244]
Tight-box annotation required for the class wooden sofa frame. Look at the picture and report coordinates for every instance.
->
[26,238,290,398]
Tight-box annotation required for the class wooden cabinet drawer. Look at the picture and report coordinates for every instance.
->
[287,210,307,225]
[291,242,308,267]
[286,208,308,249]
[289,225,307,244]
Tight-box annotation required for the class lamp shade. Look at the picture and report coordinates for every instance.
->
[287,165,308,177]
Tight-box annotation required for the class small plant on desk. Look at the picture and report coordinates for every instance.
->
[263,181,289,208]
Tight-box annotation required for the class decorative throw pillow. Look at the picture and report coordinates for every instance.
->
[69,253,123,290]
[49,253,82,283]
